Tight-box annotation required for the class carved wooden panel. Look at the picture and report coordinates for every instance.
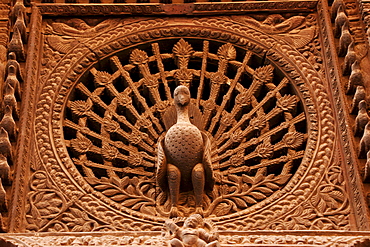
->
[16,12,360,235]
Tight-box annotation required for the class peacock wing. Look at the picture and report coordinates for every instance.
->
[202,131,215,191]
[156,136,168,192]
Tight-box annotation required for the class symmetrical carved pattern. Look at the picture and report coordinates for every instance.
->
[62,38,306,219]
[2,231,370,247]
[23,14,354,233]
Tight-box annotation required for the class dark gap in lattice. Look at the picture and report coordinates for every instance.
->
[75,162,87,178]
[206,60,218,73]
[261,91,276,112]
[131,94,145,116]
[158,83,167,102]
[188,56,202,71]
[110,132,130,148]
[189,77,200,100]
[201,78,211,102]
[63,125,77,141]
[269,112,285,131]
[112,158,128,169]
[113,76,126,93]
[113,0,126,3]
[266,162,285,177]
[271,128,288,145]
[239,118,249,131]
[167,78,178,96]
[142,86,154,108]
[65,0,77,3]
[122,106,136,126]
[66,146,78,159]
[128,66,141,84]
[291,158,303,175]
[85,117,101,136]
[248,54,264,70]
[148,61,159,75]
[162,61,178,78]
[295,117,307,134]
[216,84,229,106]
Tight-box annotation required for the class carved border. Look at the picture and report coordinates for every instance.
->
[35,1,317,16]
[317,0,370,230]
[1,231,370,246]
[9,6,43,233]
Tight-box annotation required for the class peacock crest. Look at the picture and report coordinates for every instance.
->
[63,39,307,219]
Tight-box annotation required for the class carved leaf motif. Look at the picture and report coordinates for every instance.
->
[32,192,63,217]
[94,71,112,86]
[253,65,274,84]
[242,196,258,204]
[128,152,143,166]
[242,174,254,184]
[101,144,119,160]
[282,132,304,149]
[111,194,129,202]
[235,91,251,106]
[103,118,120,133]
[255,140,274,158]
[249,191,267,200]
[173,39,194,57]
[71,135,92,153]
[213,202,232,216]
[117,92,132,106]
[122,198,144,207]
[233,197,248,208]
[217,43,236,60]
[256,187,274,194]
[129,49,148,65]
[249,115,266,130]
[102,189,120,197]
[70,100,92,116]
[277,95,297,111]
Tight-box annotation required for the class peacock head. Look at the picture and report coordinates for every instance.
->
[174,85,190,107]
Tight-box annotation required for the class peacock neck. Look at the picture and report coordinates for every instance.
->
[176,104,191,123]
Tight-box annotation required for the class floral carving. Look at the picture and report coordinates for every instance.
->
[255,139,274,158]
[129,49,148,65]
[101,144,119,160]
[217,43,236,60]
[103,118,120,133]
[117,93,132,106]
[173,38,194,57]
[282,132,304,149]
[29,12,352,233]
[277,95,298,111]
[253,65,274,84]
[69,99,92,116]
[93,71,112,86]
[70,135,92,154]
[235,91,251,106]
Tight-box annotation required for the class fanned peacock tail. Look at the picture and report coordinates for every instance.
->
[63,39,307,218]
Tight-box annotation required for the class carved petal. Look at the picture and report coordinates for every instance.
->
[217,43,236,60]
[173,38,194,57]
[129,49,148,65]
